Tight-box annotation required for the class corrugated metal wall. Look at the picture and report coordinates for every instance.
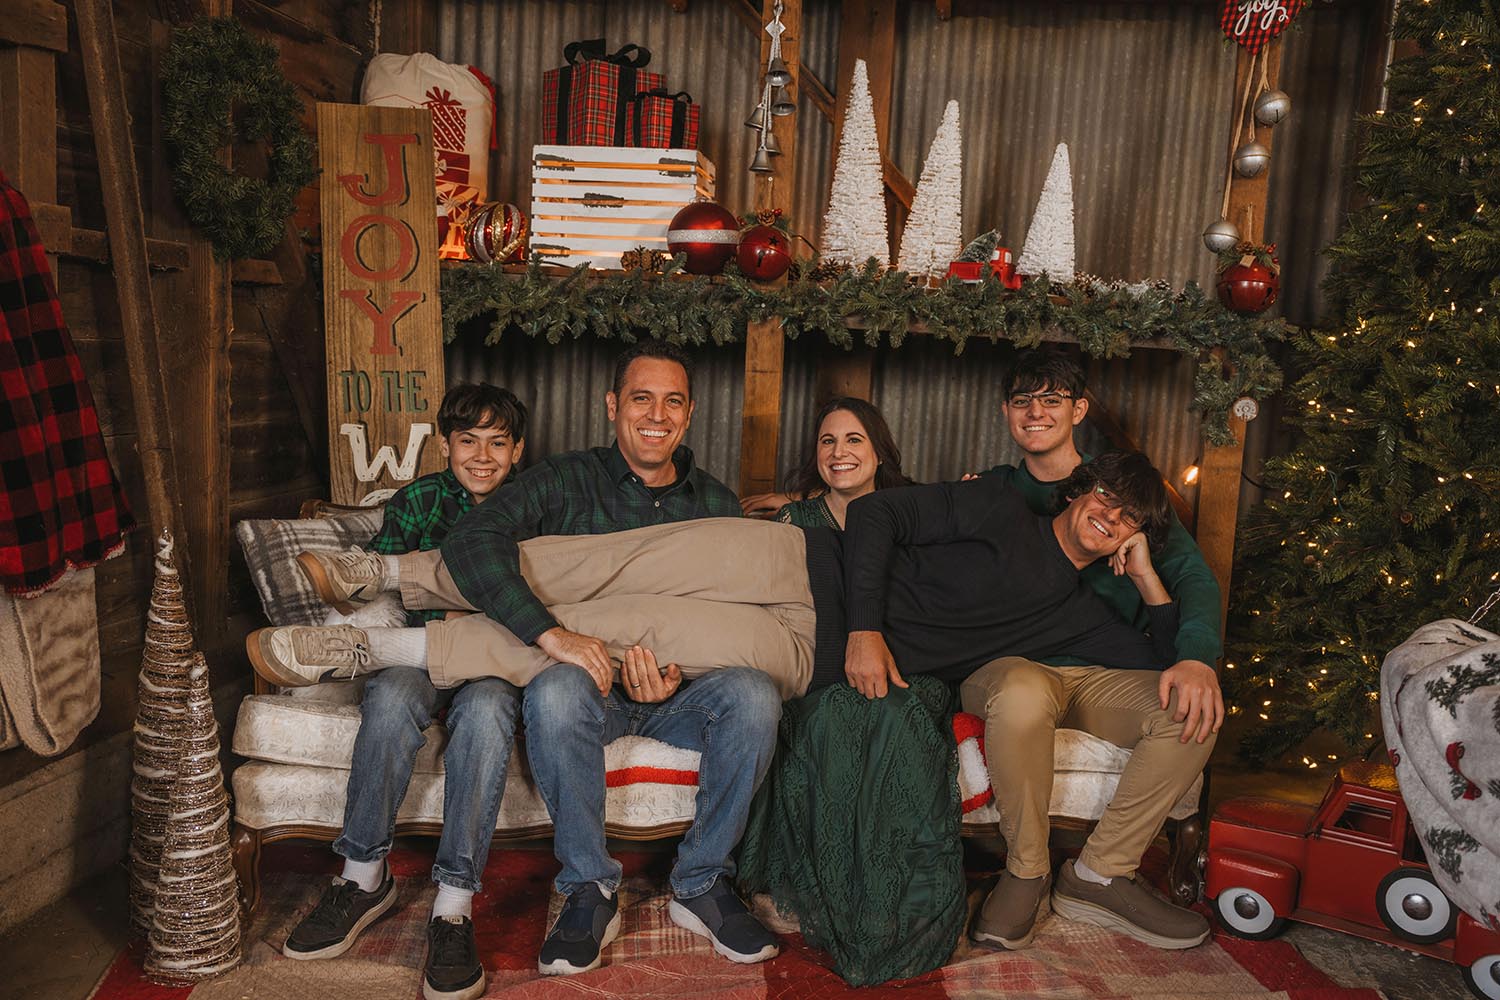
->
[436,0,1376,502]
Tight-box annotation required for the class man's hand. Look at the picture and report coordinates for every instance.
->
[1159,659,1223,744]
[1109,532,1155,579]
[620,645,682,703]
[844,630,909,699]
[740,491,793,518]
[536,627,614,696]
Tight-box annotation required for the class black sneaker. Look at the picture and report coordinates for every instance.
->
[668,876,779,964]
[538,883,620,975]
[282,872,397,960]
[423,915,486,1000]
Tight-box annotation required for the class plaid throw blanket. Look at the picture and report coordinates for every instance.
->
[0,170,133,595]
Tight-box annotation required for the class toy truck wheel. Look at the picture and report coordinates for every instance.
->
[1463,953,1500,1000]
[1214,887,1285,940]
[1376,868,1456,945]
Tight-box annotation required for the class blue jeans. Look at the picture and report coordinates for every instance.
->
[334,665,521,892]
[523,665,781,899]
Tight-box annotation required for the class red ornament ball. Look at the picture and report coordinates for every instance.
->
[1216,262,1280,315]
[736,224,792,281]
[464,203,527,264]
[667,201,740,275]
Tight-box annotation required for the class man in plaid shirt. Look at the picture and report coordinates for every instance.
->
[251,341,783,975]
[278,384,528,1000]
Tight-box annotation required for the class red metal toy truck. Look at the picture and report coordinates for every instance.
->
[1207,761,1500,999]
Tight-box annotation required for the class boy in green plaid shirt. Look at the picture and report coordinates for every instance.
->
[281,384,528,1000]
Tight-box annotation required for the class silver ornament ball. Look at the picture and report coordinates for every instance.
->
[1233,140,1271,178]
[1253,89,1292,126]
[1202,219,1241,254]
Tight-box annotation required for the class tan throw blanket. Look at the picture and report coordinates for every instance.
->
[0,566,101,755]
[1381,617,1500,926]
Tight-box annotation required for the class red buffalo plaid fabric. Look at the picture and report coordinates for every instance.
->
[626,90,700,149]
[541,40,664,146]
[0,170,133,596]
[1220,0,1304,54]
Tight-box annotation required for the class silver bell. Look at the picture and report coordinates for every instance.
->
[770,87,796,116]
[749,145,774,173]
[1202,218,1241,254]
[1233,140,1270,178]
[745,103,768,130]
[1253,89,1292,126]
[762,127,782,155]
[766,56,792,88]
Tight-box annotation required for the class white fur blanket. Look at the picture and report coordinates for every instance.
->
[1381,617,1500,927]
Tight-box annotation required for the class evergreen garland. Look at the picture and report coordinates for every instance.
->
[161,18,317,260]
[441,258,1284,445]
[1226,0,1500,763]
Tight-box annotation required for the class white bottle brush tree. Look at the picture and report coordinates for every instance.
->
[897,99,964,278]
[821,58,889,268]
[1016,142,1076,280]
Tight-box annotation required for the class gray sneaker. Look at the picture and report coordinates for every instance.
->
[970,870,1051,950]
[1051,861,1210,949]
[297,547,389,613]
[246,624,372,687]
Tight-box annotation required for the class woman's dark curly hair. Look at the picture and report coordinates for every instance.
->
[786,397,915,497]
[1056,450,1174,551]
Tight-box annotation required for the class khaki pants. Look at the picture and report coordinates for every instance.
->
[959,657,1214,879]
[397,519,818,698]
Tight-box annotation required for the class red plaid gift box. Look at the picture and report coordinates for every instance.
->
[626,89,699,149]
[542,39,664,146]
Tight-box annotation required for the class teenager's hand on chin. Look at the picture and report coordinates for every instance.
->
[537,626,614,695]
[1109,532,1155,578]
[1159,659,1223,744]
[620,645,682,703]
[844,631,909,700]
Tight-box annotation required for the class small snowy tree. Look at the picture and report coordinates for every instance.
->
[897,100,963,277]
[1016,142,1076,279]
[821,59,889,268]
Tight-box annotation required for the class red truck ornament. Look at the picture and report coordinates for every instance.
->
[1207,761,1500,999]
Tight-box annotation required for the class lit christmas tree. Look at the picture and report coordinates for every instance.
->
[1227,1,1500,763]
[822,58,889,268]
[1016,142,1075,279]
[897,100,964,277]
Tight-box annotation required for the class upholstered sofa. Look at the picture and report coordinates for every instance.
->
[228,503,1205,913]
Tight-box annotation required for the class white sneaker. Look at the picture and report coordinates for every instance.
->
[296,547,388,613]
[246,624,371,687]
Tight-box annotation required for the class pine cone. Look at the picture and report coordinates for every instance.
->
[621,247,666,273]
[1152,277,1173,293]
[808,260,849,282]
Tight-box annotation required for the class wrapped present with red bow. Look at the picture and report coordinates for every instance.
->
[627,90,699,149]
[542,39,664,146]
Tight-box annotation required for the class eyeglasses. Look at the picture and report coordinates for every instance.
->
[1007,392,1073,410]
[1093,485,1146,531]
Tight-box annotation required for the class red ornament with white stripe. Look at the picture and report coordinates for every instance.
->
[667,201,740,275]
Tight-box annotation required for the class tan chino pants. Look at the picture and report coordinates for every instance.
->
[959,657,1214,879]
[396,518,818,698]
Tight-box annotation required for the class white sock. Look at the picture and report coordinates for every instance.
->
[432,883,473,920]
[341,857,386,893]
[596,881,615,900]
[1073,858,1113,886]
[367,627,429,668]
[381,554,402,587]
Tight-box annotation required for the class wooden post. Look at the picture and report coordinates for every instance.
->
[74,0,184,547]
[739,0,801,495]
[0,1,70,253]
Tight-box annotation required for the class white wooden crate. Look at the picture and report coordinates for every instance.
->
[531,145,715,271]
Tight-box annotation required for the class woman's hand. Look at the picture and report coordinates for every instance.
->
[844,630,909,699]
[740,491,794,518]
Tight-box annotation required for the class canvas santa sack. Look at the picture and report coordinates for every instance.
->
[361,52,495,259]
[1381,616,1500,927]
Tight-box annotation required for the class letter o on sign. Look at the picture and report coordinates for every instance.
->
[340,214,417,282]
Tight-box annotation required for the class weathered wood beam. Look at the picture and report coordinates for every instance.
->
[1081,388,1195,527]
[0,47,59,198]
[0,0,68,52]
[1225,39,1283,244]
[667,0,689,10]
[75,0,186,548]
[814,346,874,405]
[30,202,72,253]
[934,0,953,20]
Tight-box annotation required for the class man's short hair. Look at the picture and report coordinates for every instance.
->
[1057,450,1173,551]
[437,383,529,440]
[1004,349,1087,400]
[612,340,694,400]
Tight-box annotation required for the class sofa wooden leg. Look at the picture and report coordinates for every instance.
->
[1165,813,1205,907]
[231,823,262,916]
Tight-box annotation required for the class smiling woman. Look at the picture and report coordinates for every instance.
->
[776,398,914,530]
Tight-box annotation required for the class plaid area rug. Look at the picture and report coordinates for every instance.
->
[91,842,1386,1000]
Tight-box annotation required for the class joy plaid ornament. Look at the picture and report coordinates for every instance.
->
[1220,0,1305,54]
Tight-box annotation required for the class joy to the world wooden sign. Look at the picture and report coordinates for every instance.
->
[1220,0,1304,54]
[318,102,447,504]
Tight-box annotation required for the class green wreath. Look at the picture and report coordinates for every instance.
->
[161,18,317,260]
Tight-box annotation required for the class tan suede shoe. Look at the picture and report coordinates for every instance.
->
[296,547,388,613]
[970,870,1052,950]
[1051,861,1210,949]
[246,624,371,687]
